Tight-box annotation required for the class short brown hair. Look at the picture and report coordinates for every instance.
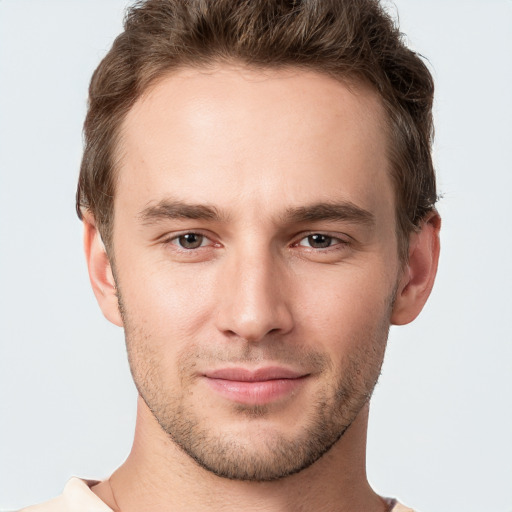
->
[77,0,437,261]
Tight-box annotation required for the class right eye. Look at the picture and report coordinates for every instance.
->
[170,233,210,250]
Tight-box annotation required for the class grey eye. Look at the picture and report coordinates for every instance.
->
[177,233,205,249]
[306,234,333,248]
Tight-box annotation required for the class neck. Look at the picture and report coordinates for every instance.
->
[92,396,386,512]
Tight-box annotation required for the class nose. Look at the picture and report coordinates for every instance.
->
[214,248,294,343]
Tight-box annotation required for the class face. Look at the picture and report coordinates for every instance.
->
[110,65,402,481]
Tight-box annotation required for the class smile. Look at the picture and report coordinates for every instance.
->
[202,367,310,405]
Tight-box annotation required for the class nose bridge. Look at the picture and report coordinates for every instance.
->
[215,241,293,342]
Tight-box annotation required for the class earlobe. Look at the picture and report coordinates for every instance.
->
[83,213,123,327]
[391,211,441,326]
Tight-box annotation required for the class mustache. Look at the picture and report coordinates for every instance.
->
[177,341,331,374]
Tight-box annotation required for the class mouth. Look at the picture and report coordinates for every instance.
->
[202,367,310,405]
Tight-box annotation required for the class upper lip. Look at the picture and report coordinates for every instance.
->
[204,367,307,382]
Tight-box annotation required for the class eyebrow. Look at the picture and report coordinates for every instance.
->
[138,198,375,228]
[282,202,375,227]
[138,199,226,225]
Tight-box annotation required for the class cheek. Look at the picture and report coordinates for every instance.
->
[291,262,395,348]
[118,266,217,393]
[116,256,219,348]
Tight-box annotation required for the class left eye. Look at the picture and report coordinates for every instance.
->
[171,233,209,249]
[298,234,341,249]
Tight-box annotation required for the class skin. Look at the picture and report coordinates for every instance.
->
[84,65,440,511]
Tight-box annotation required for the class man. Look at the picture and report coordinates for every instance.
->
[21,0,440,510]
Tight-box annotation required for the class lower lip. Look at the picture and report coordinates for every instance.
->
[204,376,308,405]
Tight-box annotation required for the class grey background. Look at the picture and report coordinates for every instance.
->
[1,1,511,510]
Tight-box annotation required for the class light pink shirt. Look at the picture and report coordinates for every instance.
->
[19,477,416,511]
[19,478,111,512]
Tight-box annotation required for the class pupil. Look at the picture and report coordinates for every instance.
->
[179,233,203,249]
[308,234,331,248]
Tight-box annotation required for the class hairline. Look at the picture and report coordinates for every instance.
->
[95,60,415,263]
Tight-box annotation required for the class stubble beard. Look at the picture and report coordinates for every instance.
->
[151,350,385,482]
[119,296,392,482]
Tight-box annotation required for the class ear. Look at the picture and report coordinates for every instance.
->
[391,211,441,325]
[83,213,123,327]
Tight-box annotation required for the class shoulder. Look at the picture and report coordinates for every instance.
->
[17,478,112,512]
[385,497,417,512]
[390,503,416,512]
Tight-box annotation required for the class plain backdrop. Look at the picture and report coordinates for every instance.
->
[1,1,511,511]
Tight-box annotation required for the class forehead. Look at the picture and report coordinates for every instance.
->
[115,65,394,225]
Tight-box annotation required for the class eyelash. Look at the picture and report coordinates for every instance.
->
[164,231,350,253]
[293,233,350,251]
[167,232,217,251]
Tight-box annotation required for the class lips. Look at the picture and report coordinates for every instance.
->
[203,367,309,405]
[205,367,306,381]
